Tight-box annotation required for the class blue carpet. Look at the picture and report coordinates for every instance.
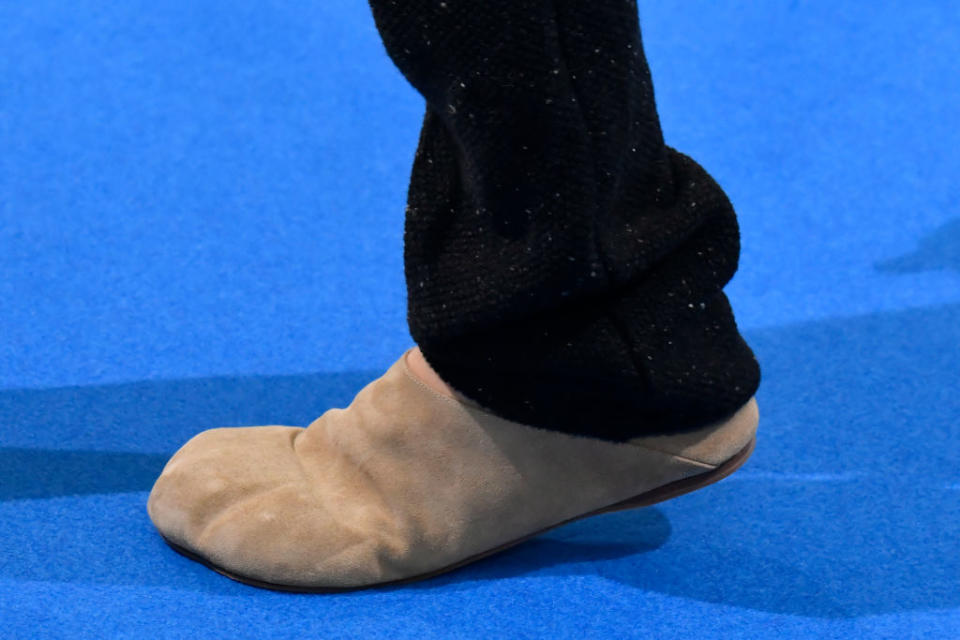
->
[1,1,957,638]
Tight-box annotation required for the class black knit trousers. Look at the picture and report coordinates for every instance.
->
[367,0,761,442]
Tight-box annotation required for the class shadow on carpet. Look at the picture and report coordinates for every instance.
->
[875,216,960,273]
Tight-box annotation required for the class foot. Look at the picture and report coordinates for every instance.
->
[147,347,758,592]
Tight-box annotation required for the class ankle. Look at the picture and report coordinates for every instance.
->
[405,346,483,409]
[405,346,456,397]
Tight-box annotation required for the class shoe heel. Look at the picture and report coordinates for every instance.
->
[598,436,756,514]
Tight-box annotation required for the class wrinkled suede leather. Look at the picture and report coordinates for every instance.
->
[148,348,758,589]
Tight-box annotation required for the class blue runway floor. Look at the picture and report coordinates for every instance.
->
[1,1,958,638]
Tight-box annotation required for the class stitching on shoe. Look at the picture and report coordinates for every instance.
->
[624,441,716,469]
[400,350,488,413]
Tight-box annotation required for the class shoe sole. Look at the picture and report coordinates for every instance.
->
[162,435,756,593]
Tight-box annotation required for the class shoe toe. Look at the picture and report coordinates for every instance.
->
[147,425,387,589]
[189,482,383,588]
[148,426,300,544]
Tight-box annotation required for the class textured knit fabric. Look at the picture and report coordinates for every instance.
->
[368,0,761,441]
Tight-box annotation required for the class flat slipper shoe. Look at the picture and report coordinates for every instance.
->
[147,347,759,592]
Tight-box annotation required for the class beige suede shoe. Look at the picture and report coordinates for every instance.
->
[147,347,758,592]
